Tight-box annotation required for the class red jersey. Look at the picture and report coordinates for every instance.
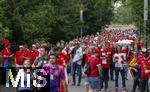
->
[100,49,109,69]
[88,55,100,77]
[15,51,24,65]
[1,48,12,64]
[145,59,150,78]
[30,50,39,63]
[106,47,113,61]
[137,56,150,78]
[23,49,31,59]
[57,53,68,67]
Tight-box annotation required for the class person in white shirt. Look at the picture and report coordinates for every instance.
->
[113,49,127,91]
[72,43,83,86]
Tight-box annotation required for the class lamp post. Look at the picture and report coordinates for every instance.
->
[144,0,148,48]
[80,7,83,38]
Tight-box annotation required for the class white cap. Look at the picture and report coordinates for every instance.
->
[141,48,147,52]
[32,44,36,47]
[19,45,24,48]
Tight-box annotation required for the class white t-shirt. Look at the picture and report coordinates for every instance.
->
[72,47,83,64]
[113,53,123,68]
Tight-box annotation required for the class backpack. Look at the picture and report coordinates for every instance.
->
[84,62,90,75]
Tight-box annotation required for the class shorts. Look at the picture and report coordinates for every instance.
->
[87,77,100,90]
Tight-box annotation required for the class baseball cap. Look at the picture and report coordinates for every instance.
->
[19,45,24,48]
[94,47,99,53]
[141,48,147,53]
[2,39,10,46]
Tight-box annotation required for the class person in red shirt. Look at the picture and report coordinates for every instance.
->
[106,44,115,81]
[57,50,70,90]
[147,50,150,77]
[1,44,13,65]
[23,44,31,60]
[84,48,91,92]
[1,42,13,84]
[99,46,110,91]
[87,47,101,92]
[15,45,24,67]
[57,51,68,67]
[30,44,39,64]
[137,49,150,92]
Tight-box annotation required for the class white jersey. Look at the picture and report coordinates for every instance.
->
[113,53,124,68]
[72,47,83,65]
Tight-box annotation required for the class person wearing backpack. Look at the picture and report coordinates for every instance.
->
[32,46,49,92]
[86,47,101,92]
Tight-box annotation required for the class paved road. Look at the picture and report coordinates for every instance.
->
[68,72,133,92]
[0,72,134,92]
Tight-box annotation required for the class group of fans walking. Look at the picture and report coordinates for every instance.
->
[0,27,149,92]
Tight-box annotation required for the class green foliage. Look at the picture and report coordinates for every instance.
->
[126,0,150,47]
[112,0,150,47]
[0,0,114,46]
[82,0,114,35]
[0,23,11,43]
[112,4,133,24]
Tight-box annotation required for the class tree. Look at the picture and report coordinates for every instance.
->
[125,0,150,47]
[112,0,150,47]
[81,0,114,35]
[112,3,133,24]
[0,0,114,46]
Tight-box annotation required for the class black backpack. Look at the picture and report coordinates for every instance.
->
[84,62,90,75]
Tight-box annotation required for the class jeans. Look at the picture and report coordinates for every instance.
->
[87,77,100,90]
[101,68,109,90]
[109,63,115,80]
[131,70,140,92]
[72,62,82,85]
[124,67,128,79]
[140,77,149,92]
[115,67,126,88]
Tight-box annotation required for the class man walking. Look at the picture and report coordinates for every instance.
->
[72,43,83,86]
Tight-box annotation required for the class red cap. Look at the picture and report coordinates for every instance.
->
[94,47,99,53]
[2,39,10,45]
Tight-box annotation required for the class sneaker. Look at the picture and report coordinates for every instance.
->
[77,84,80,86]
[105,89,110,91]
[101,88,105,91]
[71,83,75,86]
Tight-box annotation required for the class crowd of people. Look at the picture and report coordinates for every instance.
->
[0,27,149,92]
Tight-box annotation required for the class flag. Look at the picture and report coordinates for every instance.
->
[129,55,137,79]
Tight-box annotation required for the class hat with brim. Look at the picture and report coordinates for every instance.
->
[2,39,10,46]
